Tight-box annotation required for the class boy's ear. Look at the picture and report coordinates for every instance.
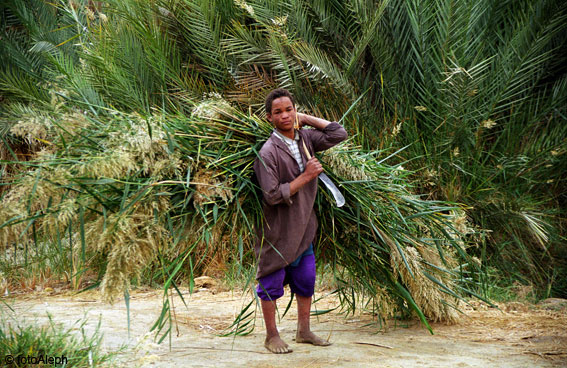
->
[266,113,273,122]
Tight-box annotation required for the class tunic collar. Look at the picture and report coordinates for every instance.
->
[270,129,308,168]
[271,130,296,160]
[273,129,299,143]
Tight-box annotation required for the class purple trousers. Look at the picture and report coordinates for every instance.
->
[256,245,316,301]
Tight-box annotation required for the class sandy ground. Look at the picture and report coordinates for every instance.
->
[3,285,567,368]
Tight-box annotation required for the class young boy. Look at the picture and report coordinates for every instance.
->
[253,88,348,353]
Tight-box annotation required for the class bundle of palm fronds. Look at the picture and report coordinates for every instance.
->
[0,94,475,328]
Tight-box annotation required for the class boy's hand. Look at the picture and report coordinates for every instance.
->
[296,112,306,129]
[289,157,323,195]
[304,157,323,180]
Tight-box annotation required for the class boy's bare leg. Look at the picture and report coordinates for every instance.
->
[295,295,332,346]
[261,299,293,353]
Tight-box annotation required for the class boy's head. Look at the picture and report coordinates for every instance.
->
[265,88,295,115]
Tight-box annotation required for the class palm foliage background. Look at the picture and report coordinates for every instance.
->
[1,0,566,337]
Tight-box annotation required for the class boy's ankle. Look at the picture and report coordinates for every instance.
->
[266,331,280,340]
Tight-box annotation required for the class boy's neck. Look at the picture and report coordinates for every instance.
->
[276,128,295,140]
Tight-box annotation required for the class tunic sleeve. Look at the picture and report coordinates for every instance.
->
[306,121,348,152]
[254,149,293,206]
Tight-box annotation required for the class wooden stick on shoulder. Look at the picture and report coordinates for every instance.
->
[296,114,312,159]
[302,139,311,160]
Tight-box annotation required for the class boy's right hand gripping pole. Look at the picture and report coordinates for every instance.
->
[301,137,345,208]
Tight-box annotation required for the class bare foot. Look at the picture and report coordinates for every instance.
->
[264,335,293,354]
[296,331,332,346]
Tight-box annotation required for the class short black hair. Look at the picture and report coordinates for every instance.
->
[265,88,295,115]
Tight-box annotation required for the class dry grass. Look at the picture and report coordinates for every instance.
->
[86,202,170,302]
[0,112,185,302]
[320,144,374,182]
[442,300,567,363]
[390,245,461,323]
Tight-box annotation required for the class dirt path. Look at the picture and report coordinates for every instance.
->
[4,288,566,367]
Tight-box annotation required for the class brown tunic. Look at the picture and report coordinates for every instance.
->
[253,122,348,279]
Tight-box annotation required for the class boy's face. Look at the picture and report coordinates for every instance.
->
[267,96,296,134]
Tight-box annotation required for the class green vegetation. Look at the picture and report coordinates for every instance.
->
[0,311,117,367]
[1,0,565,339]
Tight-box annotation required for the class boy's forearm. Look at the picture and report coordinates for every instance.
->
[299,113,332,130]
[289,172,314,196]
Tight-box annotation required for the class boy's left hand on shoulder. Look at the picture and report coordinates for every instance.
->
[296,112,310,129]
[295,112,304,129]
